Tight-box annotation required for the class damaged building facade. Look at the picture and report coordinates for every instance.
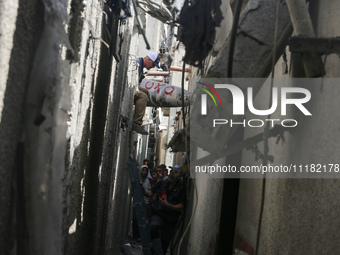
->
[0,0,340,254]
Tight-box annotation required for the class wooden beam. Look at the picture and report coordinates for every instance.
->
[289,36,340,54]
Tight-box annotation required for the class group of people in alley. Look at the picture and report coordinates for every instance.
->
[131,51,185,254]
[134,159,185,255]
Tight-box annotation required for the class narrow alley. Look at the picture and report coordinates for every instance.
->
[0,0,340,255]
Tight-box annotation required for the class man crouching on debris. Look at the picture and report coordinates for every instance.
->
[141,166,185,255]
[133,52,161,135]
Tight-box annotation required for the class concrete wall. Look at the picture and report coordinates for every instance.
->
[0,0,46,252]
[184,0,340,255]
[0,0,140,253]
[235,1,340,254]
[178,1,233,254]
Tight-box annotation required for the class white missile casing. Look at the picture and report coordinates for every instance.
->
[139,79,191,107]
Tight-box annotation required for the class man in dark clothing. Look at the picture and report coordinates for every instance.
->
[156,165,167,181]
[133,165,151,239]
[133,52,160,135]
[143,167,185,255]
[147,160,155,179]
[143,159,150,165]
[149,168,158,187]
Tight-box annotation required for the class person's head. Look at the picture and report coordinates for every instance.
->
[164,169,168,176]
[143,159,149,166]
[169,165,182,181]
[156,165,164,179]
[150,168,157,180]
[169,165,179,171]
[140,165,148,179]
[147,161,154,170]
[143,52,160,70]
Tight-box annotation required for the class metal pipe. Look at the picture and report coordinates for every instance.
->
[169,66,191,73]
[132,0,151,50]
[285,0,325,77]
[181,61,186,128]
[285,0,314,36]
[146,71,169,76]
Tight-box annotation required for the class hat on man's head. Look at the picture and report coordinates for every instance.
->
[169,165,180,169]
[147,52,160,68]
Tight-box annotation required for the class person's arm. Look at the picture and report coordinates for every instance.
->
[145,189,153,197]
[141,179,161,197]
[140,182,153,197]
[158,198,183,212]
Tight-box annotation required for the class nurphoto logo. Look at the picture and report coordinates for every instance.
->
[199,83,312,128]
